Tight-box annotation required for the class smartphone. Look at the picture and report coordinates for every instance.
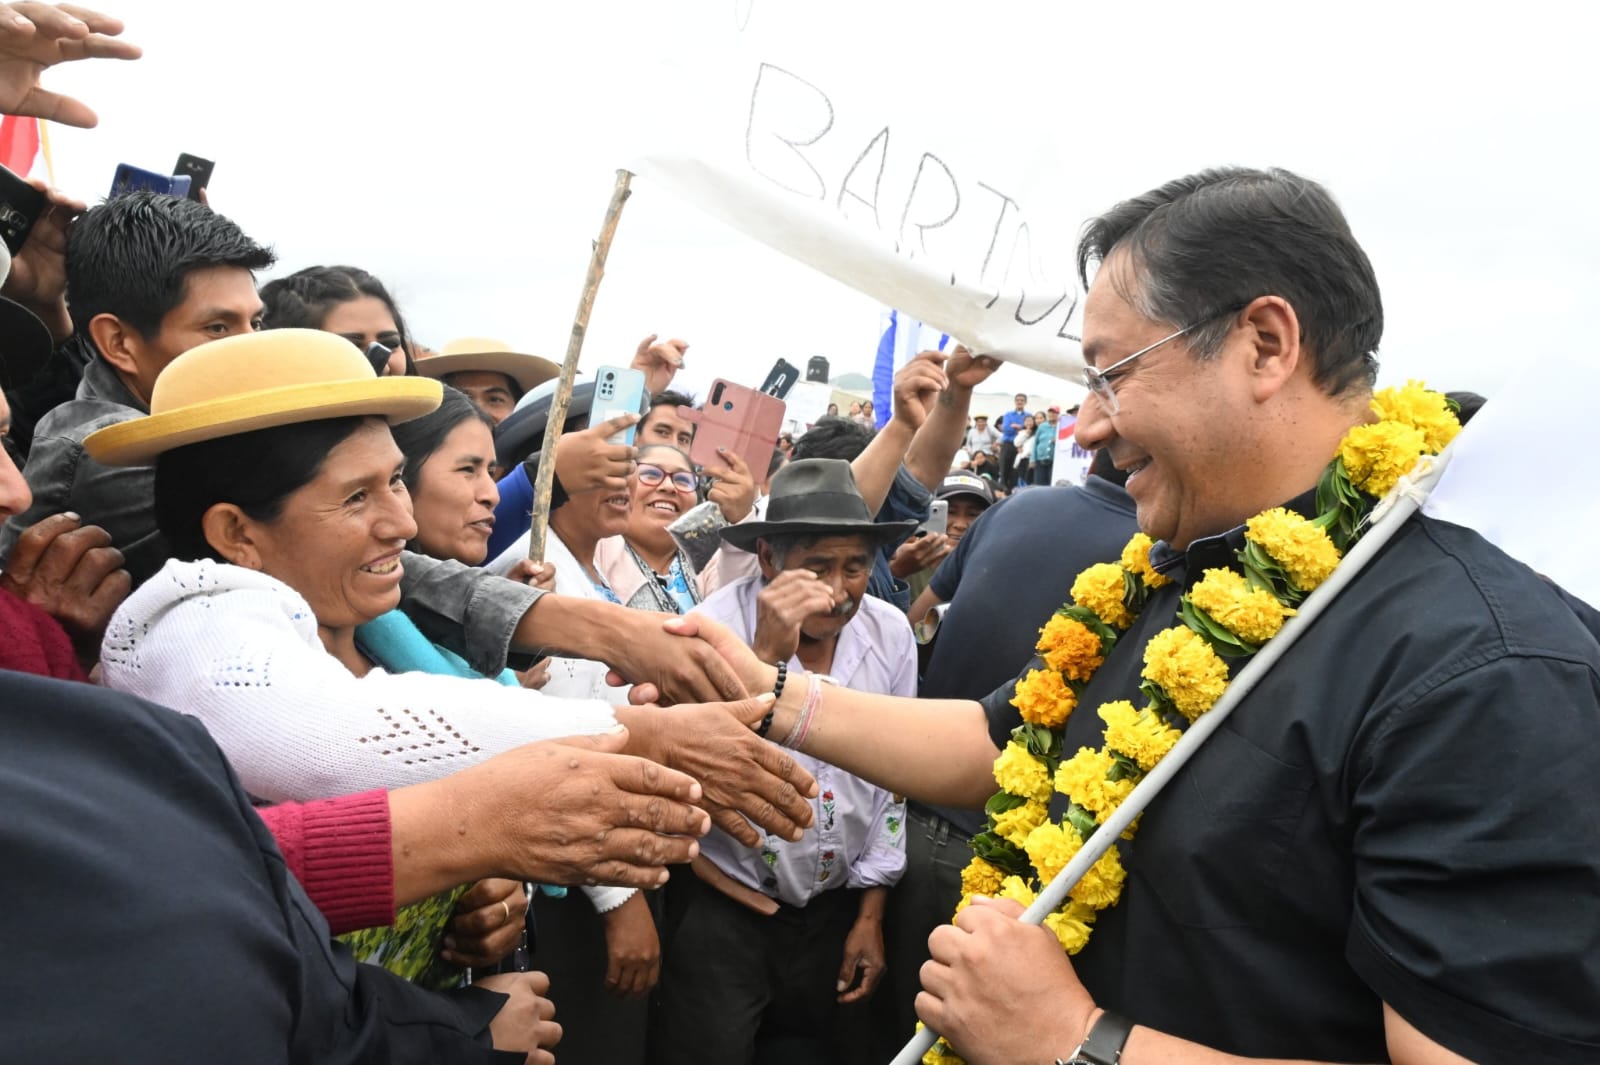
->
[690,378,787,474]
[918,499,948,537]
[0,165,46,255]
[110,164,191,200]
[585,365,646,446]
[759,358,800,399]
[173,153,215,202]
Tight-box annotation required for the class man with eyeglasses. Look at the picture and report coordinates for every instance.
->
[678,166,1600,1065]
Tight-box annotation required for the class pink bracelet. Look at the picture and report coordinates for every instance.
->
[782,672,825,749]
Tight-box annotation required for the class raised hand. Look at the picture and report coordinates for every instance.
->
[700,446,758,523]
[752,568,836,663]
[631,333,688,397]
[552,412,639,496]
[0,3,141,127]
[891,351,949,433]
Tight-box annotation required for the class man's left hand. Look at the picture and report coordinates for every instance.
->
[916,896,1092,1064]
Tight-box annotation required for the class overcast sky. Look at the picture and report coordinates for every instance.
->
[37,0,1600,408]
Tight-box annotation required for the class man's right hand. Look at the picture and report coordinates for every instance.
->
[622,693,817,848]
[552,413,639,496]
[458,727,711,889]
[601,604,748,704]
[0,512,129,651]
[752,569,836,663]
[891,352,949,433]
[0,2,142,128]
[477,970,561,1065]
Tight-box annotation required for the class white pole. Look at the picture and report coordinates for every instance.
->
[891,450,1454,1065]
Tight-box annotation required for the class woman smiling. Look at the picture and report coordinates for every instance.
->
[389,386,499,565]
[603,444,704,615]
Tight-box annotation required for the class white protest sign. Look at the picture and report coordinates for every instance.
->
[629,3,1085,379]
[1423,355,1599,609]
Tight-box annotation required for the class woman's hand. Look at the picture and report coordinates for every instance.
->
[601,892,661,998]
[700,447,758,523]
[442,878,527,968]
[477,970,561,1065]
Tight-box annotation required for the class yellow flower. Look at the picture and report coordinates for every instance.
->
[923,1037,967,1065]
[1339,420,1427,498]
[1099,701,1182,773]
[1245,508,1341,592]
[1009,667,1077,729]
[1068,844,1127,910]
[1036,614,1105,681]
[1120,533,1171,589]
[997,875,1038,908]
[1141,626,1230,721]
[1023,819,1083,883]
[992,741,1054,802]
[1053,747,1135,820]
[993,798,1049,849]
[1187,567,1295,644]
[959,857,1006,898]
[1044,900,1097,954]
[1071,563,1134,630]
[1370,379,1461,454]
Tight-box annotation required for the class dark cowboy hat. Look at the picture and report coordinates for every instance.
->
[721,458,919,553]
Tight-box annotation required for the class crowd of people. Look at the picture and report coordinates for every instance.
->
[1,7,1598,1065]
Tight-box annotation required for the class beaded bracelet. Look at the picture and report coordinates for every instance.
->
[756,661,787,739]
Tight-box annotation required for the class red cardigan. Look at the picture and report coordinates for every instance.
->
[1,587,397,935]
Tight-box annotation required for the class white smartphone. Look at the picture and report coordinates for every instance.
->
[585,365,647,445]
[918,499,949,537]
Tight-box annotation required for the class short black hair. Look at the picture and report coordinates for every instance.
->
[648,389,696,413]
[155,417,366,562]
[791,416,873,462]
[259,265,415,372]
[1078,167,1382,397]
[66,192,275,339]
[389,386,494,495]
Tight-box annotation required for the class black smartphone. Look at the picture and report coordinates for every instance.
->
[174,153,215,202]
[0,164,47,255]
[759,357,800,399]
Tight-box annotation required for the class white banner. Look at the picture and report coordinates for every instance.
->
[1424,356,1598,609]
[630,4,1085,378]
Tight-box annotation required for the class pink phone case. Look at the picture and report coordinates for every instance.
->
[690,379,787,475]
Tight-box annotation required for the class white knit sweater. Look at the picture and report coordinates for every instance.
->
[102,559,635,911]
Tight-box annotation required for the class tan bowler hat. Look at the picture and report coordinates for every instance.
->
[84,329,442,466]
[414,337,561,394]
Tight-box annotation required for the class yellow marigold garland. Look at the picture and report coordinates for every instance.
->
[936,383,1461,1065]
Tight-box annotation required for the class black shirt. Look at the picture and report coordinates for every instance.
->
[0,670,519,1064]
[981,515,1600,1063]
[919,478,1138,835]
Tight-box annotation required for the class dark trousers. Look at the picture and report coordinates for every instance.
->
[872,806,971,1061]
[1032,459,1054,486]
[529,889,653,1065]
[999,440,1019,490]
[650,866,866,1065]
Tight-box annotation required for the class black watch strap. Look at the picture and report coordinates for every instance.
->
[1059,1010,1134,1065]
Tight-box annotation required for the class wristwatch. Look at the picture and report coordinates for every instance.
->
[1057,1011,1134,1065]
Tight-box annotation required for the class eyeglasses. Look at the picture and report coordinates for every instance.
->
[1080,324,1198,416]
[635,463,698,494]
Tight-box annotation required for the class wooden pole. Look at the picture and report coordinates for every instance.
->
[526,168,634,562]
